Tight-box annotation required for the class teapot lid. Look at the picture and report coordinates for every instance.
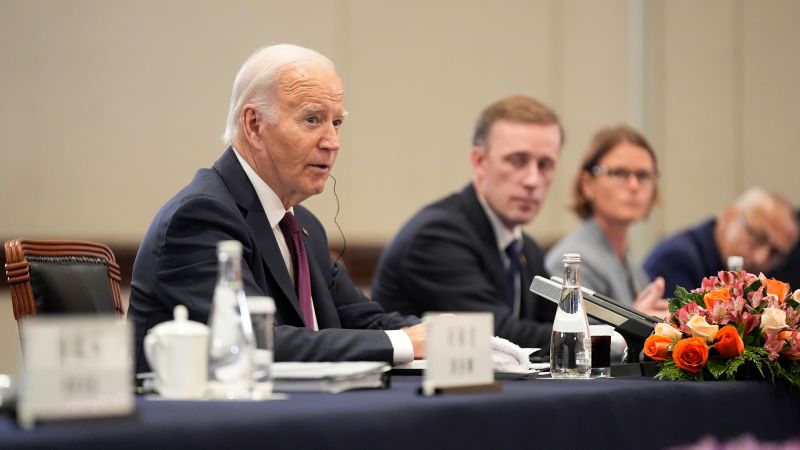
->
[149,305,209,337]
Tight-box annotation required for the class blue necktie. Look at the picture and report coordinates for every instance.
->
[505,242,520,309]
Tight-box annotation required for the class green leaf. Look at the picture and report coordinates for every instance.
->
[668,286,705,314]
[706,358,727,379]
[655,360,684,381]
[745,280,763,295]
[706,356,744,380]
[654,359,705,381]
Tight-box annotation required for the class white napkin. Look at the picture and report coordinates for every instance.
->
[491,336,536,372]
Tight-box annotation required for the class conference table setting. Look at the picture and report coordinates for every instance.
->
[3,240,800,450]
[2,306,800,450]
[1,360,799,450]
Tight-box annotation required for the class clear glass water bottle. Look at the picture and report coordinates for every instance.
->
[208,240,255,398]
[550,252,592,378]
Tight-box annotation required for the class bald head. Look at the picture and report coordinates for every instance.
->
[716,187,799,275]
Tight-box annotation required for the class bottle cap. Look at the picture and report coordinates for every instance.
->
[247,296,276,315]
[563,252,581,263]
[727,255,744,271]
[217,240,243,257]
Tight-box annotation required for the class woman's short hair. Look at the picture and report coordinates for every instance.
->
[572,124,659,219]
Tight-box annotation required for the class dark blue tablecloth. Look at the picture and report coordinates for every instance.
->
[0,375,798,450]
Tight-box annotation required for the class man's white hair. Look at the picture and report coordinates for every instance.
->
[222,43,335,145]
[736,187,792,212]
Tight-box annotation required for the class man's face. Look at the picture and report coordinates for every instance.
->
[721,203,800,274]
[250,66,346,207]
[471,120,561,229]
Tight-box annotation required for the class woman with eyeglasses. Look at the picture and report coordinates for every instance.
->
[545,124,669,319]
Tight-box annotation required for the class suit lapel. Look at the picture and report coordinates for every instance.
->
[304,240,338,329]
[213,148,303,321]
[295,210,340,329]
[460,185,508,298]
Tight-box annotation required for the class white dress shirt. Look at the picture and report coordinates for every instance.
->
[233,149,413,363]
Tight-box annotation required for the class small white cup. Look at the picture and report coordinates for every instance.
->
[144,305,210,399]
[589,324,614,378]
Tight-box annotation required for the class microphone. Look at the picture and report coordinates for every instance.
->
[530,276,656,363]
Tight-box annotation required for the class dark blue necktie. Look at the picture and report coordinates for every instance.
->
[505,241,520,309]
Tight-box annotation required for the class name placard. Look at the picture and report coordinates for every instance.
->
[421,313,494,396]
[18,316,134,429]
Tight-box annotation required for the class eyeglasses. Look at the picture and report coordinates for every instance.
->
[591,165,658,185]
[738,212,788,266]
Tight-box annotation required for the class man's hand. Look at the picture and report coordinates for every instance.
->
[633,277,670,320]
[402,323,426,359]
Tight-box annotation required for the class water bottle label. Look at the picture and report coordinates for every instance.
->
[552,309,587,333]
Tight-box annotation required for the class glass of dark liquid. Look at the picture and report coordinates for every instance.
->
[589,325,613,377]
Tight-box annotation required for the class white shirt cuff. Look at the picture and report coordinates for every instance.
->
[385,330,414,364]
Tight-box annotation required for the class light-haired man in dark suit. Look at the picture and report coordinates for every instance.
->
[128,44,425,373]
[372,96,561,349]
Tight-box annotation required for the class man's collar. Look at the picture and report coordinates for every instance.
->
[232,147,293,229]
[476,192,522,252]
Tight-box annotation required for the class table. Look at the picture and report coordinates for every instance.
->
[0,375,798,450]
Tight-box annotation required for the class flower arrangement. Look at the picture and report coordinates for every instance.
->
[644,271,800,386]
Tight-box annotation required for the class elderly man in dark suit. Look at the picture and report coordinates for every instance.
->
[645,188,799,297]
[371,96,561,349]
[128,44,424,373]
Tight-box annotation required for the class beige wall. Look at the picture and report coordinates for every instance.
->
[1,0,799,371]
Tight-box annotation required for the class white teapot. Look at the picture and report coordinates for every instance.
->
[144,305,209,399]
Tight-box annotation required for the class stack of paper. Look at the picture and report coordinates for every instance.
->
[271,362,390,394]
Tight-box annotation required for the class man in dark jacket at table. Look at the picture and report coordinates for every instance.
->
[371,96,562,349]
[772,209,800,289]
[128,43,425,374]
[644,188,799,297]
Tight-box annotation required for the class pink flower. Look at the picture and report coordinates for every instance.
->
[747,288,767,309]
[741,311,760,336]
[675,302,705,334]
[743,272,759,286]
[785,306,800,329]
[709,301,733,326]
[778,330,800,359]
[718,271,736,288]
[699,276,719,292]
[763,331,784,361]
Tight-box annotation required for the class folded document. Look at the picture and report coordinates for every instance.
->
[270,362,390,394]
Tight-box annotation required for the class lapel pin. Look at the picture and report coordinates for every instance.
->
[302,228,309,237]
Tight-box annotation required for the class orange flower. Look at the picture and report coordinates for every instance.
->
[703,288,730,310]
[672,337,709,373]
[777,330,794,340]
[644,335,673,361]
[712,325,744,358]
[764,278,790,301]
